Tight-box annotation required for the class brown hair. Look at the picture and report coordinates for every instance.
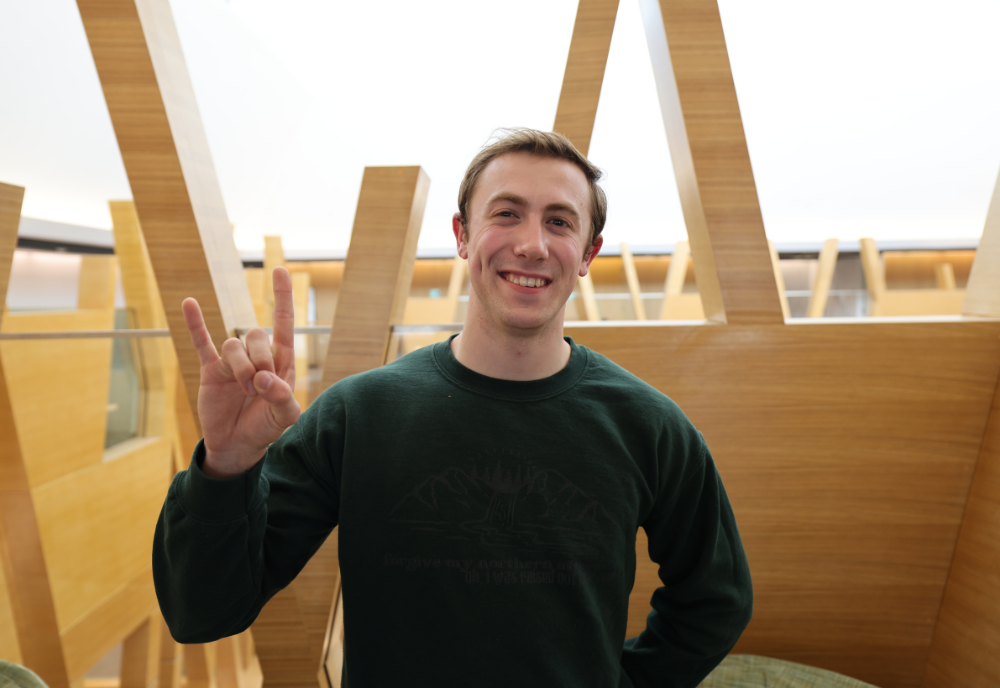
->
[457,128,607,247]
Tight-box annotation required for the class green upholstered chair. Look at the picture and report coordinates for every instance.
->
[700,655,879,688]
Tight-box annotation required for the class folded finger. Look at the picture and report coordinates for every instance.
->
[221,337,258,396]
[245,327,275,374]
[253,370,301,429]
[182,298,220,366]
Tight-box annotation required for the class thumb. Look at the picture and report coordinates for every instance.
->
[253,370,301,429]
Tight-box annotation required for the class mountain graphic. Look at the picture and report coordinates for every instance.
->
[387,462,622,553]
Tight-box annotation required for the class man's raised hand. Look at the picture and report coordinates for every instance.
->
[183,266,301,478]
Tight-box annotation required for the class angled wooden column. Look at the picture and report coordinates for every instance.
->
[0,183,70,688]
[638,0,783,324]
[78,256,118,310]
[620,243,647,320]
[964,167,1000,316]
[252,167,428,688]
[552,0,620,155]
[77,0,256,424]
[121,614,161,688]
[320,166,429,390]
[806,239,838,318]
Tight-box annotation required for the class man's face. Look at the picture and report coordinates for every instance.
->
[453,152,602,334]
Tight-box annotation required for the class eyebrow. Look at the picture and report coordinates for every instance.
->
[485,193,582,220]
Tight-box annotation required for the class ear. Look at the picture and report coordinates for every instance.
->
[452,213,469,260]
[579,235,603,277]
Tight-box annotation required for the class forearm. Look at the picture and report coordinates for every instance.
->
[621,449,753,687]
[153,444,271,642]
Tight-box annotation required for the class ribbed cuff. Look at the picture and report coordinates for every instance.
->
[176,439,266,522]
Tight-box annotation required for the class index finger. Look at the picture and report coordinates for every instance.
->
[182,297,221,366]
[271,266,295,352]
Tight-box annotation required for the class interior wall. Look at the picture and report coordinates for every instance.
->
[566,319,1000,688]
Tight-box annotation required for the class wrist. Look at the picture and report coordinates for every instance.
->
[202,445,265,479]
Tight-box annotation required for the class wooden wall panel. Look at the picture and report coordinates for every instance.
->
[320,167,429,390]
[0,310,115,488]
[77,0,256,419]
[0,183,22,301]
[33,437,170,633]
[638,0,783,325]
[552,0,620,155]
[565,319,1000,688]
[923,376,1000,687]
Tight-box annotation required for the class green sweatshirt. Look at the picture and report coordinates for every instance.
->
[153,337,752,687]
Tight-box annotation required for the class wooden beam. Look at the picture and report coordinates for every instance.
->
[120,614,160,688]
[0,182,70,688]
[263,236,286,322]
[806,239,838,318]
[934,263,956,290]
[77,0,256,424]
[319,167,429,390]
[768,241,790,320]
[577,272,601,321]
[922,366,1000,688]
[552,0,620,155]
[964,168,1000,316]
[638,0,783,325]
[620,242,647,320]
[77,256,117,310]
[0,183,21,305]
[859,237,886,308]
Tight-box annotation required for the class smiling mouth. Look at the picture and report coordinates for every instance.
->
[501,272,551,288]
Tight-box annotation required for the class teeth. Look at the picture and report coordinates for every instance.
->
[505,274,547,288]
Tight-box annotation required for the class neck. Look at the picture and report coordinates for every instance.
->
[450,298,571,381]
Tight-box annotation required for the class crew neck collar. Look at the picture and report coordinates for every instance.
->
[431,334,588,402]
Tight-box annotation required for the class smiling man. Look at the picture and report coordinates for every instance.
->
[153,129,753,688]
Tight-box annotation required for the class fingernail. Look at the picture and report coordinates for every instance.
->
[257,373,273,390]
[246,380,257,396]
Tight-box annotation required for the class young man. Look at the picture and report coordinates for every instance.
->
[154,129,752,687]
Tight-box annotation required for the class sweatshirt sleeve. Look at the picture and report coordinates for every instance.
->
[152,395,342,643]
[620,440,753,688]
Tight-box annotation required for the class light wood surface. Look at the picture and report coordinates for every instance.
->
[78,256,118,310]
[861,238,965,316]
[638,0,783,325]
[806,239,838,318]
[576,272,600,321]
[0,310,115,488]
[660,241,705,320]
[0,183,23,304]
[933,263,956,290]
[263,236,286,322]
[111,201,179,443]
[78,0,257,422]
[258,169,427,688]
[552,0,620,155]
[565,319,1000,688]
[860,237,886,302]
[317,577,343,688]
[34,437,169,634]
[319,167,429,391]
[120,614,160,688]
[620,243,647,320]
[768,241,790,320]
[0,184,70,687]
[922,371,1000,688]
[0,182,24,665]
[185,642,217,688]
[963,167,1000,316]
[158,618,183,688]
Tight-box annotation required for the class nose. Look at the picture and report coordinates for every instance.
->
[513,214,548,262]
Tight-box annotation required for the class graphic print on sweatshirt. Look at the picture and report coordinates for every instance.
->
[387,449,622,556]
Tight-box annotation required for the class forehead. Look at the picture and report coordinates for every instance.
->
[470,152,590,213]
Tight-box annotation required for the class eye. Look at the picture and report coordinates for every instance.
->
[549,218,570,228]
